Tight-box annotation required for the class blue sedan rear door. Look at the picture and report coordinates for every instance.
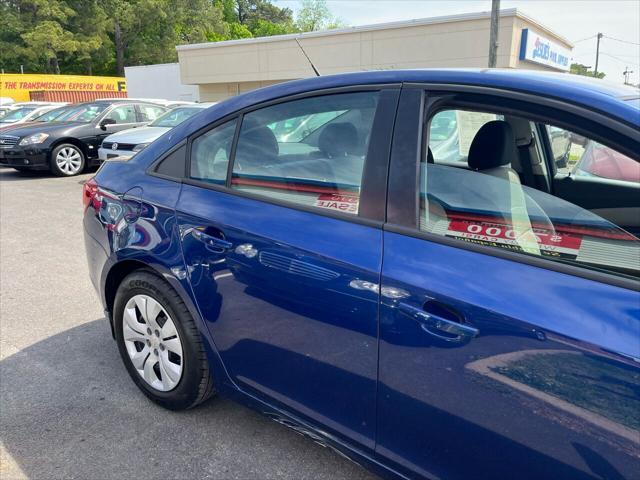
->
[176,88,399,450]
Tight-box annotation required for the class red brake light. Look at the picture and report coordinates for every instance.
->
[83,177,99,211]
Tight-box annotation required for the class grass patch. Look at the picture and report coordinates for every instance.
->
[493,353,640,431]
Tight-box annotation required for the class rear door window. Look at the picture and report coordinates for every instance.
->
[230,92,380,215]
[189,119,237,185]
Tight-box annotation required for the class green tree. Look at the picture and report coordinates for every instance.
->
[21,20,78,74]
[570,62,606,79]
[0,0,327,76]
[296,0,343,32]
[251,19,298,37]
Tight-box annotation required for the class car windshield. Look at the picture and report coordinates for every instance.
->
[33,106,72,122]
[150,107,203,128]
[53,103,108,123]
[0,107,37,122]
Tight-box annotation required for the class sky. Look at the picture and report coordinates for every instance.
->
[274,0,640,85]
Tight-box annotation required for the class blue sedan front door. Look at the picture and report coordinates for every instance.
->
[376,88,640,479]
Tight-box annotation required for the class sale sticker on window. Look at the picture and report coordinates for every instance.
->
[446,219,583,259]
[315,194,359,214]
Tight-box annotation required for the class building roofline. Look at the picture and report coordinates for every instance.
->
[176,8,573,53]
[124,62,180,71]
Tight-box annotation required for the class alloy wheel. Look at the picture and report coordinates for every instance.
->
[122,294,184,391]
[55,147,83,175]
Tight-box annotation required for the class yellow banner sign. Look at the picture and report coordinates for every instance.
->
[0,74,127,102]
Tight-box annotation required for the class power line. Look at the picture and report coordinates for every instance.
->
[572,34,597,44]
[601,52,640,67]
[604,35,640,46]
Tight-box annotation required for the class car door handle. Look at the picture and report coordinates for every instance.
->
[398,302,479,343]
[192,229,233,252]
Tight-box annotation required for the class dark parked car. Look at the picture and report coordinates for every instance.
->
[84,70,639,480]
[0,100,167,175]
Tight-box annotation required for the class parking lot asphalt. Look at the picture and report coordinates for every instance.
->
[0,167,376,480]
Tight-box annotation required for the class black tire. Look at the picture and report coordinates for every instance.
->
[113,270,215,410]
[49,143,86,176]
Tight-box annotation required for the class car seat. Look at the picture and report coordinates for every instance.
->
[467,120,542,255]
[316,122,364,185]
[234,123,279,173]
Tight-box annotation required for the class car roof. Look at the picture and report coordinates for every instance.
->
[133,69,639,167]
[75,99,168,107]
[205,69,639,127]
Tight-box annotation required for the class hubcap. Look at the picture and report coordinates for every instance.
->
[122,294,184,391]
[55,147,82,175]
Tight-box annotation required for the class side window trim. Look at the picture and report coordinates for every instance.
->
[537,122,560,185]
[385,85,640,291]
[225,113,244,188]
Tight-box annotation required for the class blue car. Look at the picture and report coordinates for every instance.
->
[84,70,639,480]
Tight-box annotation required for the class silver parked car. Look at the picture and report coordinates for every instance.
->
[98,103,213,160]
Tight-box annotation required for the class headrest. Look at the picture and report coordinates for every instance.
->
[318,123,358,158]
[236,124,279,166]
[468,120,518,171]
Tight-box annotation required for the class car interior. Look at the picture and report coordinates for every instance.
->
[422,107,640,277]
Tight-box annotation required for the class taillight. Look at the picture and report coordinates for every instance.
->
[83,177,99,211]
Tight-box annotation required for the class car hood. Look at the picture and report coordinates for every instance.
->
[103,126,170,145]
[0,121,45,132]
[0,121,83,137]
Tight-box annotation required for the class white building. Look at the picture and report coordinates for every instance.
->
[124,63,199,102]
[176,8,573,102]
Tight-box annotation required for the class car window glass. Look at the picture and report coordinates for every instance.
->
[54,103,107,123]
[151,107,202,128]
[230,92,380,215]
[190,119,237,184]
[139,105,166,122]
[156,145,186,178]
[428,109,503,165]
[421,111,640,278]
[0,107,37,122]
[547,125,640,183]
[107,105,137,124]
[34,107,69,122]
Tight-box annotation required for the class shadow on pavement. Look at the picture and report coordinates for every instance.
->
[0,168,53,181]
[0,319,375,480]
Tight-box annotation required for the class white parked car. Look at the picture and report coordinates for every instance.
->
[98,103,213,160]
[0,103,68,130]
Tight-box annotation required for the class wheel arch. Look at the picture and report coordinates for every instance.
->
[102,256,234,392]
[104,259,155,337]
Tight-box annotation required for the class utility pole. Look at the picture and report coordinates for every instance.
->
[594,32,603,76]
[488,0,500,68]
[623,67,634,85]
